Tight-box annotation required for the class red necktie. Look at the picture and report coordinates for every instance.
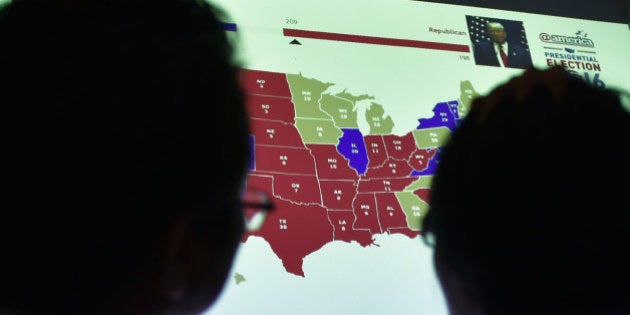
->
[499,44,508,66]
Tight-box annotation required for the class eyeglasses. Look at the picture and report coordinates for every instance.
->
[241,188,275,232]
[420,211,436,248]
[421,230,437,248]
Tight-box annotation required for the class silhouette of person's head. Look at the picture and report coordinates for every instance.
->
[423,67,630,315]
[0,0,250,314]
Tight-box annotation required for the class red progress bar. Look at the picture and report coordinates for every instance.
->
[284,28,470,53]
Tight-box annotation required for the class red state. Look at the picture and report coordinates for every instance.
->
[413,188,431,204]
[241,69,291,97]
[364,135,388,168]
[253,145,316,175]
[357,177,418,193]
[352,193,382,234]
[245,197,333,277]
[319,180,358,210]
[363,158,413,178]
[306,144,359,180]
[382,132,416,160]
[246,173,274,192]
[388,227,420,239]
[408,148,438,172]
[251,119,305,148]
[376,193,409,230]
[272,173,322,205]
[246,94,295,122]
[327,210,373,246]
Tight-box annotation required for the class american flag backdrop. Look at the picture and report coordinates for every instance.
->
[466,15,531,52]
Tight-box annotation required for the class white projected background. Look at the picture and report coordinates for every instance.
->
[204,1,630,314]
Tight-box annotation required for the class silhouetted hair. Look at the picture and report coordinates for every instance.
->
[423,69,630,314]
[0,0,248,313]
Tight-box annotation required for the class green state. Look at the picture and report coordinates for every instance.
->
[335,90,374,105]
[365,102,394,134]
[395,191,430,231]
[412,127,451,149]
[287,73,334,119]
[458,80,479,117]
[234,273,246,285]
[296,118,343,144]
[320,90,374,129]
[320,94,359,129]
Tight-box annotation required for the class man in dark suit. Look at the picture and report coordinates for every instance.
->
[473,22,533,69]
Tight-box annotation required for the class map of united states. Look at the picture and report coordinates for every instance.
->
[240,69,472,277]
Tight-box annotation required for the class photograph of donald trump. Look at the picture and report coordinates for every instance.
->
[467,16,533,69]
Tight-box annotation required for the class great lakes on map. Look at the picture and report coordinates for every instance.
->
[240,69,476,277]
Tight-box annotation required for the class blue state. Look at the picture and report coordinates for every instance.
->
[416,100,461,131]
[337,128,369,175]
